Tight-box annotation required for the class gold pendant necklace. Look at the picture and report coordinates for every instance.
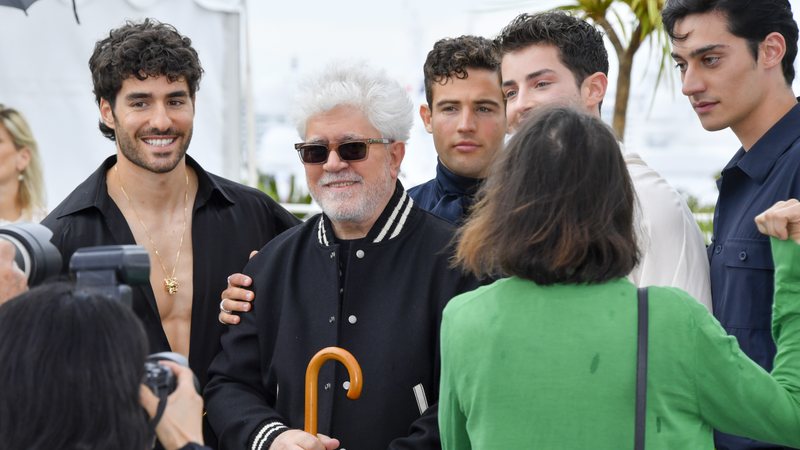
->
[115,165,188,295]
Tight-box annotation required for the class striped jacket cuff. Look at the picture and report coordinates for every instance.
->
[250,421,289,450]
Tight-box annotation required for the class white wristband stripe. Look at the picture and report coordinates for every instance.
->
[252,421,286,450]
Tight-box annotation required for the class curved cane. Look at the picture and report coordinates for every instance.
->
[304,347,363,435]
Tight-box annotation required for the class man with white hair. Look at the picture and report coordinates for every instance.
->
[204,62,479,450]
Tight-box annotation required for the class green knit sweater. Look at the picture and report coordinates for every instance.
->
[439,238,800,449]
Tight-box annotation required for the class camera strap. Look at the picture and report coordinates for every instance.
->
[150,389,170,430]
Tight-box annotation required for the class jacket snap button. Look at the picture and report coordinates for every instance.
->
[714,245,722,254]
[348,315,357,324]
[324,383,331,390]
[355,249,365,258]
[738,251,747,261]
[343,381,350,390]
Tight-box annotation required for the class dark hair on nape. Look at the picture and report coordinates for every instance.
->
[423,35,501,106]
[662,0,798,85]
[89,17,204,141]
[0,282,151,450]
[454,106,639,284]
[494,11,609,87]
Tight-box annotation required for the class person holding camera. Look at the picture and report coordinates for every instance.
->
[0,282,211,450]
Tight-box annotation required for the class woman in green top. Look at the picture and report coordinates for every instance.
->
[439,106,800,449]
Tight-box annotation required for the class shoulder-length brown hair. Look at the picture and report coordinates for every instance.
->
[455,106,638,284]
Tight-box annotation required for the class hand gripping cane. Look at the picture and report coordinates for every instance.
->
[304,347,363,435]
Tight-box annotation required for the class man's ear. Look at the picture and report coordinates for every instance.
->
[581,72,608,112]
[388,141,405,179]
[99,98,116,131]
[419,104,433,134]
[760,31,787,72]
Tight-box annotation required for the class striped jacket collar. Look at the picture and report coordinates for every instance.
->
[315,180,415,246]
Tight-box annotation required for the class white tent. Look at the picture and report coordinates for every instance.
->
[0,0,242,210]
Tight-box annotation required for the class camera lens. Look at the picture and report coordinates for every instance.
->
[0,223,62,286]
[144,352,200,394]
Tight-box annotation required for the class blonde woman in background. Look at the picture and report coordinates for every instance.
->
[0,104,46,223]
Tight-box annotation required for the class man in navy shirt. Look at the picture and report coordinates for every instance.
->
[664,1,800,449]
[408,36,506,224]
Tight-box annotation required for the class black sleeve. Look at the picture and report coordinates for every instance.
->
[204,257,287,450]
[387,405,441,450]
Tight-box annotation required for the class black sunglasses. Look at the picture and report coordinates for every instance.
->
[294,138,394,164]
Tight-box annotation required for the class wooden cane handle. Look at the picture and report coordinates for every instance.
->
[304,347,363,435]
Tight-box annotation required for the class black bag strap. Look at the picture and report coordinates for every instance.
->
[635,287,649,450]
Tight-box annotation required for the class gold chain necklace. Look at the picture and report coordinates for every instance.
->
[115,164,188,295]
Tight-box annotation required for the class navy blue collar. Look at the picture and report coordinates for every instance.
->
[435,160,483,197]
[724,100,800,184]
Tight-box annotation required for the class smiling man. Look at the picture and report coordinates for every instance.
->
[216,37,504,327]
[42,19,298,446]
[663,1,800,449]
[494,11,712,308]
[204,62,479,450]
[408,35,506,224]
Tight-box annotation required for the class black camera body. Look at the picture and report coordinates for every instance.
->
[144,352,192,397]
[0,224,150,305]
[144,357,177,398]
[144,352,200,399]
[70,245,149,307]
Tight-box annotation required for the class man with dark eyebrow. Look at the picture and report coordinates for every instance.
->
[408,35,506,225]
[42,18,299,447]
[663,1,800,449]
[494,11,712,308]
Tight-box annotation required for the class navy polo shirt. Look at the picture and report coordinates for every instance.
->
[709,101,800,373]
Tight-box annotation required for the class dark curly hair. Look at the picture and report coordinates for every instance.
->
[423,35,501,106]
[494,11,608,87]
[0,282,151,450]
[662,0,798,85]
[89,18,204,141]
